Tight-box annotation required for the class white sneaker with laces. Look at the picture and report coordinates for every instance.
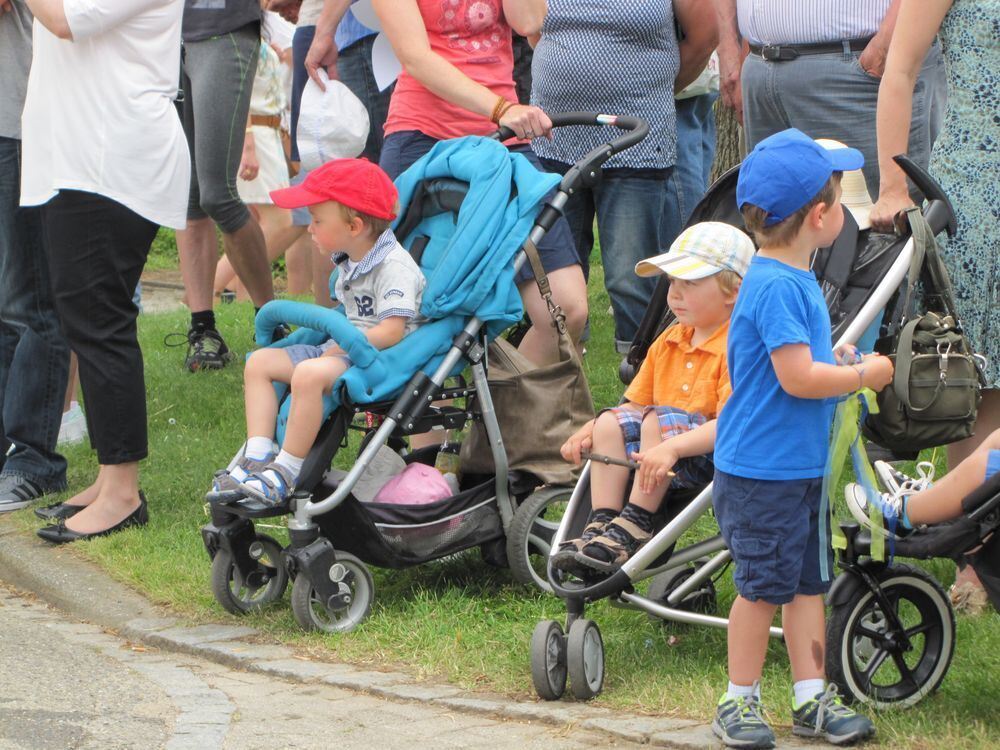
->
[57,404,88,447]
[844,483,911,537]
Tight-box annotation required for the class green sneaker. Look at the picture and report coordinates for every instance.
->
[712,692,775,749]
[792,684,875,745]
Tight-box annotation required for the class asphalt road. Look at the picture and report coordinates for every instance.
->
[0,586,635,750]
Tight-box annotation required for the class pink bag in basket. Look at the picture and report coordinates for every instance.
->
[372,463,453,505]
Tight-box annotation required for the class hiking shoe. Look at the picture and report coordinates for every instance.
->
[165,326,232,372]
[844,483,912,538]
[712,692,775,749]
[792,684,875,745]
[207,452,276,504]
[0,475,47,513]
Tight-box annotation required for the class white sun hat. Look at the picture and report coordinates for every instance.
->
[815,138,875,230]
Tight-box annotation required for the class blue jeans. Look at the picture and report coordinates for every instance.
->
[742,42,947,199]
[0,137,69,490]
[661,92,718,246]
[542,160,668,352]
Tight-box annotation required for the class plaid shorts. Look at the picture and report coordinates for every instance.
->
[607,405,714,489]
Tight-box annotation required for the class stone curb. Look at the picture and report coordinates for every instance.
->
[0,521,814,749]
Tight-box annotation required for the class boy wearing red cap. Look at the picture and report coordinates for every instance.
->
[210,159,425,506]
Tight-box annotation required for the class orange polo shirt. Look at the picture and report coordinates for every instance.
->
[623,321,732,418]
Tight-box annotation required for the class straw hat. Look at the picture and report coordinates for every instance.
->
[815,138,874,230]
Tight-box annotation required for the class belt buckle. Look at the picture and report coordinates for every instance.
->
[761,45,797,61]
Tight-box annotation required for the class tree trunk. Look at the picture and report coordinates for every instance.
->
[711,102,744,182]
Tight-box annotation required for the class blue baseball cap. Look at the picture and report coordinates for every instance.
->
[736,129,864,226]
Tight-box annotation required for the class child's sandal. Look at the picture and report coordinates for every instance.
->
[574,517,652,573]
[206,454,275,503]
[551,519,612,575]
[237,461,297,508]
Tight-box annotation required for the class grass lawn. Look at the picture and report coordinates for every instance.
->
[9,261,1000,749]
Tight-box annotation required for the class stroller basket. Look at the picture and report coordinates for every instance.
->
[314,477,500,567]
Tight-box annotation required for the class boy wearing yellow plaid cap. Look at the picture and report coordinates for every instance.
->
[555,222,754,574]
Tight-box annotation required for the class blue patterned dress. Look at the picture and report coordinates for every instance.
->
[931,2,1000,386]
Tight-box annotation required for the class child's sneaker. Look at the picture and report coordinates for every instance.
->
[712,693,775,749]
[207,453,275,503]
[791,684,875,745]
[574,516,652,573]
[238,461,297,507]
[844,483,912,538]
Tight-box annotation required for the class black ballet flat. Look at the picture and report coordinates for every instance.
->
[34,501,86,521]
[37,492,148,544]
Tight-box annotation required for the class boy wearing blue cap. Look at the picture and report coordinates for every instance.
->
[710,129,893,748]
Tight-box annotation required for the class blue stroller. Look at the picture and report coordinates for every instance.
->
[200,114,648,633]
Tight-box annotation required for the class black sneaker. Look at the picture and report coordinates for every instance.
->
[712,692,775,749]
[166,327,232,372]
[792,684,875,745]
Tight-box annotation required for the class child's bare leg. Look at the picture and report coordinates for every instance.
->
[282,357,347,458]
[589,410,631,512]
[728,596,778,686]
[905,428,1000,525]
[782,594,825,682]
[244,348,294,440]
[627,410,672,513]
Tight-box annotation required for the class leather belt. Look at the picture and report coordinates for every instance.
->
[749,37,872,61]
[249,114,282,129]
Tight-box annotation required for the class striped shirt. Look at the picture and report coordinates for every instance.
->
[737,0,891,46]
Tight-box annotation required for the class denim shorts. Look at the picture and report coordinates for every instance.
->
[282,342,351,369]
[609,405,714,489]
[713,470,833,605]
[379,130,579,285]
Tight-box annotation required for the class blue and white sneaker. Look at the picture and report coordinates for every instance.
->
[844,483,911,538]
[238,461,297,507]
[712,691,775,749]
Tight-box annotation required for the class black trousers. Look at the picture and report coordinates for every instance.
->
[40,191,158,465]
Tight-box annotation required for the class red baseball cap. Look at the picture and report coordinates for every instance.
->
[270,158,399,220]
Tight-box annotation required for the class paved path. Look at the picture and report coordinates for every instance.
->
[0,587,636,750]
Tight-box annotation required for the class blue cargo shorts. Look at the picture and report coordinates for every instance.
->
[713,470,833,605]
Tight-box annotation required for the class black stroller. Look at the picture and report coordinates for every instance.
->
[200,114,648,633]
[528,154,990,709]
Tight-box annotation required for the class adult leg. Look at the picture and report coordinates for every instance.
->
[0,136,70,500]
[284,227,313,296]
[41,191,157,534]
[740,53,791,151]
[184,25,274,308]
[517,264,588,365]
[594,174,665,354]
[310,237,335,307]
[662,92,719,245]
[336,34,393,162]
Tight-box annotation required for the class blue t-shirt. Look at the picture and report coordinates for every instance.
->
[714,256,836,480]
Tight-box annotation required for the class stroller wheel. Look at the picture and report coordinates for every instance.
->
[290,552,374,633]
[567,618,605,700]
[827,563,955,709]
[530,620,567,700]
[646,561,717,627]
[507,486,574,593]
[210,534,288,615]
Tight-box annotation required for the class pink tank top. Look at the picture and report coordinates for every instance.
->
[384,0,518,140]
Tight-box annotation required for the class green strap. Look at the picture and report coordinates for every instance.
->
[892,317,921,411]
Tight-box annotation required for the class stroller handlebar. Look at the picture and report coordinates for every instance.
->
[893,154,958,238]
[493,111,651,193]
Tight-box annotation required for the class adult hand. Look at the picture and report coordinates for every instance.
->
[559,422,594,465]
[305,30,339,89]
[239,135,260,182]
[716,39,745,123]
[858,38,889,78]
[632,442,678,496]
[870,186,915,233]
[267,0,301,24]
[859,354,894,392]
[498,104,552,141]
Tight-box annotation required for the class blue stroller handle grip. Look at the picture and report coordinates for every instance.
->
[254,300,377,367]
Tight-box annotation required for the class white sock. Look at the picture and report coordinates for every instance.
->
[793,678,825,707]
[245,436,275,461]
[275,450,304,479]
[727,681,760,700]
